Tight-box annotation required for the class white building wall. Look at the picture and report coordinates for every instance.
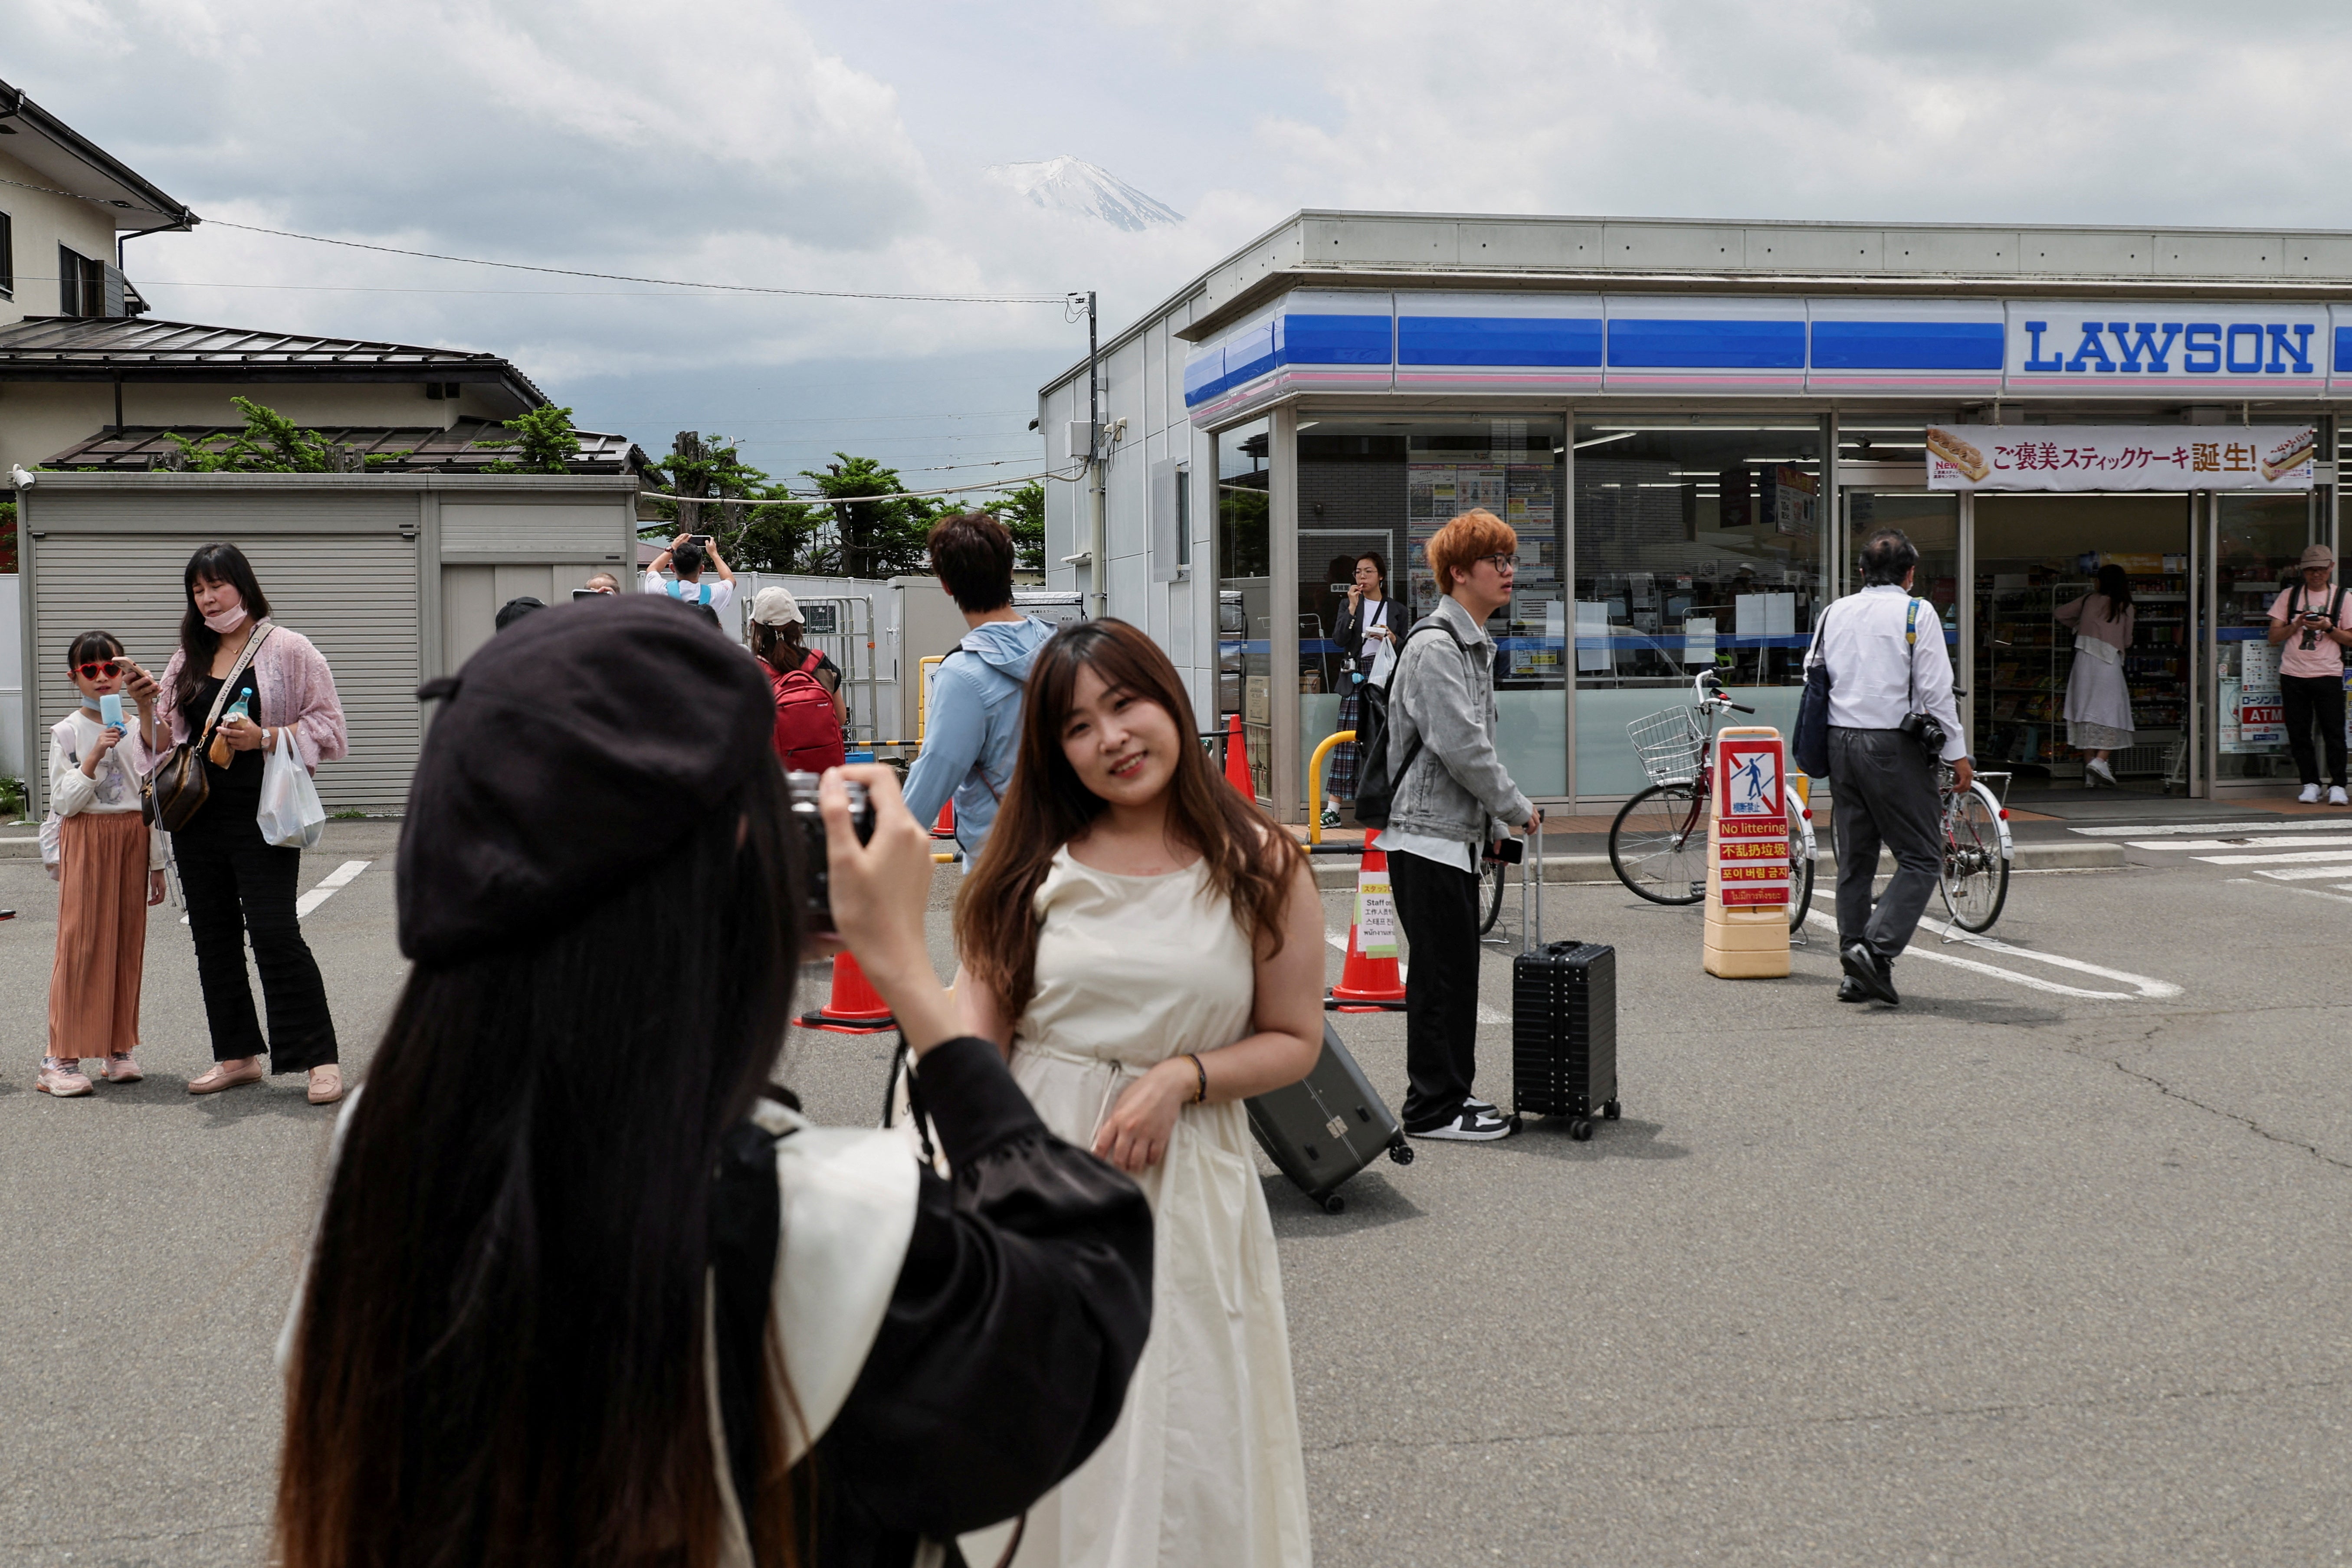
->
[0,148,118,326]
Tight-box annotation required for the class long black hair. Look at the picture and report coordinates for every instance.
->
[277,758,808,1568]
[173,542,273,714]
[2095,562,2134,621]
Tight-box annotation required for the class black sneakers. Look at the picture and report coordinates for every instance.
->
[1409,1104,1514,1142]
[1839,941,1900,1005]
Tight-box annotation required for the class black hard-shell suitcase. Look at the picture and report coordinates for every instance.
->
[1246,1020,1414,1214]
[1509,827,1620,1139]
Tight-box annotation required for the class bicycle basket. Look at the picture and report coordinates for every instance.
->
[1627,706,1705,786]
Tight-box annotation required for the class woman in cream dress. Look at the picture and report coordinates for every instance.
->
[956,619,1324,1568]
[2056,562,2137,786]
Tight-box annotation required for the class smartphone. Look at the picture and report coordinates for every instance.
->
[1482,836,1526,865]
[572,587,606,600]
[98,693,124,728]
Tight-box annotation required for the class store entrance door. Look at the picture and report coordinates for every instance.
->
[1973,494,2195,798]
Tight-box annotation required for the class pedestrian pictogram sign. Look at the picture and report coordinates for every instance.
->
[1703,726,1791,979]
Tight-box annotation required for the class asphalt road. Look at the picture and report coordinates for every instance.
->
[3,816,2348,1565]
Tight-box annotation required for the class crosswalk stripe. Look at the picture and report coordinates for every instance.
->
[2191,848,2352,866]
[2071,817,2352,837]
[2249,864,2352,881]
[2132,833,2352,851]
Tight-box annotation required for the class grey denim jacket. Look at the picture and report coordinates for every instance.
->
[1384,594,1536,844]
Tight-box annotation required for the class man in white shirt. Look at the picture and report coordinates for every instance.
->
[1809,528,1972,1006]
[642,531,736,611]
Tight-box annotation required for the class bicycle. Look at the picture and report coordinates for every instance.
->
[1935,760,2013,934]
[1607,670,1817,928]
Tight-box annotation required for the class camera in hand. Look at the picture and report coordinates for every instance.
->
[784,771,874,934]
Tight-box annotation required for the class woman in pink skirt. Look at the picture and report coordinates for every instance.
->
[38,631,168,1096]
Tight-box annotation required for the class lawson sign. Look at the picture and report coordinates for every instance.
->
[1182,291,2352,425]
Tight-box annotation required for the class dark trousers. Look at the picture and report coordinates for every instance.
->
[173,808,338,1072]
[1390,848,1481,1130]
[2279,673,2348,787]
[1828,727,1944,962]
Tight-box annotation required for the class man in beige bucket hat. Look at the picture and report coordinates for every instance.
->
[2267,541,2350,804]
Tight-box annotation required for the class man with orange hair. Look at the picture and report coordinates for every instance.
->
[1384,508,1536,1142]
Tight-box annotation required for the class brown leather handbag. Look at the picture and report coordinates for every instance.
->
[151,621,273,833]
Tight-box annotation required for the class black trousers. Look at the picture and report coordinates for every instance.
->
[1828,727,1944,962]
[1389,848,1482,1130]
[2279,673,2348,787]
[173,805,339,1072]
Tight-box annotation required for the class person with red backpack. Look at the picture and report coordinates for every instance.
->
[748,587,847,772]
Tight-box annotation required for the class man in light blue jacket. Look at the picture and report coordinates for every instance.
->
[903,511,1054,866]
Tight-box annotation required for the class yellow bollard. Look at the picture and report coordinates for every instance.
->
[1702,726,1793,979]
[1305,729,1356,845]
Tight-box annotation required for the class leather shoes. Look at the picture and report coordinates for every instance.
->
[306,1065,344,1105]
[1836,976,1868,1003]
[1840,941,1900,1005]
[188,1058,263,1095]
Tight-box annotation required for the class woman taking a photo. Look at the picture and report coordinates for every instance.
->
[275,597,1152,1568]
[157,544,348,1103]
[2056,561,2136,787]
[955,618,1320,1568]
[1325,551,1397,812]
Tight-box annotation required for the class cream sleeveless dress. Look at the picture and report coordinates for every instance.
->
[1007,847,1312,1568]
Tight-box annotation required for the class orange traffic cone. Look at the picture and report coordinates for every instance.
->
[1326,830,1407,1012]
[932,798,957,840]
[1223,714,1254,797]
[796,951,898,1033]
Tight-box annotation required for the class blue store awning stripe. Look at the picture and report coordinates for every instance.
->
[1811,320,2004,371]
[1608,318,1806,370]
[1284,313,1394,364]
[1396,315,1603,367]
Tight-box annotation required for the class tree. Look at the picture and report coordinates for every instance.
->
[646,432,827,574]
[166,396,404,472]
[475,404,582,473]
[801,454,941,580]
[991,482,1045,573]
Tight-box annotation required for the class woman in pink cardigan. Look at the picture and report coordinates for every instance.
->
[158,543,350,1104]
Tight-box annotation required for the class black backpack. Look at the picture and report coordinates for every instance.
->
[1351,620,1473,829]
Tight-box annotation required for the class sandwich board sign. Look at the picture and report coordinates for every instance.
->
[1704,727,1791,978]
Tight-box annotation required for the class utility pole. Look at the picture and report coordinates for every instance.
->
[1086,290,1106,620]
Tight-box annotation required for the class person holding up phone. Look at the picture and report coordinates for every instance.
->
[644,530,737,612]
[37,631,168,1097]
[1326,551,1397,809]
[2268,543,2350,804]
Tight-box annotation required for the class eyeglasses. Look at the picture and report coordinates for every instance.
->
[75,660,123,680]
[1475,553,1518,573]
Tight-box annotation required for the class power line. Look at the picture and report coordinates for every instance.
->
[200,219,1075,305]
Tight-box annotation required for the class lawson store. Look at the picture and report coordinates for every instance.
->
[1033,213,2352,819]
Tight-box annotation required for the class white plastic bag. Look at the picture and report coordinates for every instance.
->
[257,728,327,850]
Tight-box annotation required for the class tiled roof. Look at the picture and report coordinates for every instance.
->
[0,315,548,401]
[44,419,650,476]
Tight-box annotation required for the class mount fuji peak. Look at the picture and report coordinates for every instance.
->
[984,157,1183,231]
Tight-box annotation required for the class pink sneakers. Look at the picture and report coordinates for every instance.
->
[36,1059,93,1097]
[102,1054,142,1084]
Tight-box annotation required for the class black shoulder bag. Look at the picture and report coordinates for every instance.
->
[1351,619,1472,829]
[1791,603,1835,779]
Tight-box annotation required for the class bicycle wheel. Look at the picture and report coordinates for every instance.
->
[1786,811,1816,930]
[1608,782,1707,905]
[1477,854,1507,934]
[1939,783,2010,932]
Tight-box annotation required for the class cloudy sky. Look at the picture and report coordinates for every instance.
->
[3,1,2344,487]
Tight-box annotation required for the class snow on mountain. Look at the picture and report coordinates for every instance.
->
[983,157,1184,232]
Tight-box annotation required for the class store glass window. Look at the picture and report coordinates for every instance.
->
[1214,418,1272,798]
[1296,416,1566,802]
[2214,490,2316,783]
[1571,417,1824,797]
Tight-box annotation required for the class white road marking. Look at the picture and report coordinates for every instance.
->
[2191,848,2352,867]
[1803,910,2180,1001]
[2131,833,2352,851]
[2071,817,2352,836]
[2229,878,2352,909]
[295,860,372,917]
[2247,863,2352,882]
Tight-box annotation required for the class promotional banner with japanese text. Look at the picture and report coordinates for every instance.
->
[1925,425,2316,491]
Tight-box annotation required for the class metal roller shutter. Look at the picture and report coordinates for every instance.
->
[31,535,421,814]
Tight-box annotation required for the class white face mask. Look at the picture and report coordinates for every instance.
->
[200,589,247,635]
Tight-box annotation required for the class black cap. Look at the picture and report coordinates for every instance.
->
[397,595,774,966]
